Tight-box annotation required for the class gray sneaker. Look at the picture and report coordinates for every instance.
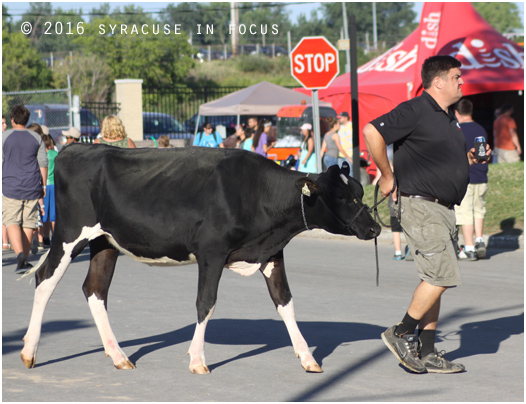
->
[404,245,414,261]
[381,325,426,373]
[475,241,486,259]
[421,349,465,373]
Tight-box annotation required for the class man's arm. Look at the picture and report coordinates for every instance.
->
[510,127,522,155]
[40,167,48,198]
[363,123,396,200]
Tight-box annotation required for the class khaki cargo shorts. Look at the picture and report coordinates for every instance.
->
[400,197,461,287]
[455,183,488,225]
[2,195,40,229]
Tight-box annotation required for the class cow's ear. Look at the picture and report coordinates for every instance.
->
[295,177,318,197]
[341,161,350,177]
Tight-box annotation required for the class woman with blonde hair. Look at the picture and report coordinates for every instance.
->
[94,115,136,148]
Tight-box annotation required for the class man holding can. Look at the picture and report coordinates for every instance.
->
[455,99,489,261]
[364,55,490,374]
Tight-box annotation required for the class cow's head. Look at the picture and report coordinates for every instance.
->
[296,163,381,240]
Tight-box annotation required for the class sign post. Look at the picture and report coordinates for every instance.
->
[311,90,322,172]
[290,36,339,173]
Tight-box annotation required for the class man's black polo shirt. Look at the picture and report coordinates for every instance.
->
[371,91,469,206]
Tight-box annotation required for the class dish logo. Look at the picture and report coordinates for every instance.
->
[421,12,441,50]
[449,39,524,70]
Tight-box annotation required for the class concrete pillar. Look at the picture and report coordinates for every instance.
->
[114,79,143,142]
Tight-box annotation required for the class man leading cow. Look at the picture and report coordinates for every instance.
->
[364,55,491,374]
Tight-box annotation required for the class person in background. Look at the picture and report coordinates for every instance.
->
[252,120,275,157]
[193,122,224,148]
[94,115,136,148]
[39,133,58,247]
[26,123,49,252]
[2,105,48,273]
[493,104,521,163]
[297,123,317,173]
[2,115,9,250]
[247,116,259,133]
[241,127,254,151]
[337,111,353,174]
[321,116,352,171]
[455,99,489,260]
[157,135,173,149]
[60,127,81,146]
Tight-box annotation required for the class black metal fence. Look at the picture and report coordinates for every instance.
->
[80,101,120,141]
[142,85,295,141]
[143,86,243,139]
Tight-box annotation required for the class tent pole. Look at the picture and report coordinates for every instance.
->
[349,14,361,184]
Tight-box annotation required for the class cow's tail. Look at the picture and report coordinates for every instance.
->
[18,250,50,280]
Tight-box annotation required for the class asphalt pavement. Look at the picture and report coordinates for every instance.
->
[2,234,524,402]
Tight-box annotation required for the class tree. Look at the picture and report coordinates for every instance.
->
[291,10,334,44]
[73,16,196,89]
[319,2,417,48]
[162,2,292,47]
[52,53,113,102]
[161,2,231,46]
[473,2,523,34]
[18,2,83,54]
[238,2,293,46]
[2,4,14,33]
[2,26,53,92]
[88,3,112,21]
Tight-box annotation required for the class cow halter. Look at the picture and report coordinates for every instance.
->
[300,174,310,231]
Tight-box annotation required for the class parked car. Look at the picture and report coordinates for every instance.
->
[143,112,193,141]
[261,46,288,57]
[80,108,100,138]
[25,104,99,143]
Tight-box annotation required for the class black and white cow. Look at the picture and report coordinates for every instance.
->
[21,144,380,374]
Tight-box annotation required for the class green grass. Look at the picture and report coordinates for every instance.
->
[362,162,524,235]
[186,56,298,87]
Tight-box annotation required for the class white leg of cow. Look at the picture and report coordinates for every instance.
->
[21,250,69,368]
[87,295,134,369]
[278,300,322,373]
[187,305,215,374]
[260,254,322,373]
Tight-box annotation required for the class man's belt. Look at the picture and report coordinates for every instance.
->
[400,192,454,210]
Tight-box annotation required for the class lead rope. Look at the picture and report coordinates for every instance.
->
[301,173,310,231]
[372,175,399,286]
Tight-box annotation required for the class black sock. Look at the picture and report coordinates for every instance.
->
[394,312,420,336]
[418,329,436,358]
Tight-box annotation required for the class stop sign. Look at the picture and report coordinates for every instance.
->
[290,36,340,90]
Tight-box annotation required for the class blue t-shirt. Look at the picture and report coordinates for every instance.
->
[242,138,253,151]
[2,129,48,200]
[193,131,222,148]
[460,121,488,184]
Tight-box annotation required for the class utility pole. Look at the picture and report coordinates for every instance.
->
[231,2,238,58]
[372,2,378,51]
[341,2,351,73]
[348,14,360,183]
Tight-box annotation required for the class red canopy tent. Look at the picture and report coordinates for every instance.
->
[297,2,524,174]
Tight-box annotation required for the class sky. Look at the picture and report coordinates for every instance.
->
[5,1,524,25]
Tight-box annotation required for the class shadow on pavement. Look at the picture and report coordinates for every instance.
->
[444,312,524,361]
[4,310,522,375]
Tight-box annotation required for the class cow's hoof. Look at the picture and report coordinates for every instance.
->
[303,362,323,373]
[114,359,136,370]
[21,353,35,369]
[190,365,210,374]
